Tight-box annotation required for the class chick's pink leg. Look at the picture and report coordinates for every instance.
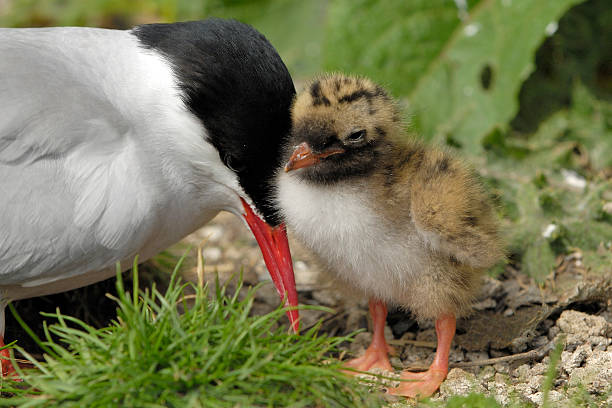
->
[388,314,455,398]
[344,298,393,372]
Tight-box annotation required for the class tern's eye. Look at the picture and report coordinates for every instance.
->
[346,129,366,143]
[224,154,246,172]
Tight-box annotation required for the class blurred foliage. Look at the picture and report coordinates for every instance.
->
[1,0,610,281]
[511,0,612,133]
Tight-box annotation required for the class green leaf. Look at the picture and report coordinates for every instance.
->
[324,0,477,96]
[408,0,585,153]
[522,237,556,282]
[323,0,585,154]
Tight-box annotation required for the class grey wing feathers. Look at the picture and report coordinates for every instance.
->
[0,28,154,285]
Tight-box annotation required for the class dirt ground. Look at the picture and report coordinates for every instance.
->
[7,212,612,406]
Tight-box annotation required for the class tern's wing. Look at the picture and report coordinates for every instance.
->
[0,28,160,286]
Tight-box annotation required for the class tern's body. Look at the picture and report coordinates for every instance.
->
[1,27,238,295]
[0,20,300,375]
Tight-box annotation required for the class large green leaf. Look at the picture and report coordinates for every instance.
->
[324,0,481,96]
[324,0,584,154]
[409,0,585,153]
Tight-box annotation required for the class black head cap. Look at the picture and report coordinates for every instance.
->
[133,19,295,225]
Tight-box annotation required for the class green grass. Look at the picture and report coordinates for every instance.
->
[0,257,380,407]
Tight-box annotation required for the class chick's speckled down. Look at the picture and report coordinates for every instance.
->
[277,74,504,321]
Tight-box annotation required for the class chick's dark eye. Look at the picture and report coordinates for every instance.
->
[347,129,366,143]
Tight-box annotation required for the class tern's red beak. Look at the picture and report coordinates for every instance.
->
[284,142,344,172]
[241,198,299,333]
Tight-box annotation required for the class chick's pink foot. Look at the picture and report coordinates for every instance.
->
[344,299,394,373]
[344,343,393,372]
[388,314,456,399]
[1,336,17,378]
[388,368,447,398]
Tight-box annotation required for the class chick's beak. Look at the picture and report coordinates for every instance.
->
[240,198,299,333]
[284,142,344,172]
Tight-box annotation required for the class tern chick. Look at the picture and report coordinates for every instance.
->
[277,74,504,398]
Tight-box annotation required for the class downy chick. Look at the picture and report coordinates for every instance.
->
[276,74,504,398]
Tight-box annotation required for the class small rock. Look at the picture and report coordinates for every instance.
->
[439,368,484,397]
[465,351,489,363]
[389,356,403,368]
[449,348,465,363]
[493,362,510,374]
[491,386,510,406]
[202,246,222,262]
[200,225,225,243]
[486,375,510,405]
[548,325,560,340]
[494,372,508,384]
[513,364,531,380]
[591,336,611,350]
[556,310,612,351]
[345,308,368,332]
[473,298,496,311]
[568,349,612,393]
[514,381,536,398]
[527,374,544,391]
[479,365,495,382]
[528,390,563,405]
[510,329,537,352]
[503,308,514,317]
[480,277,504,298]
[532,335,549,348]
[531,362,548,376]
[557,310,612,338]
[294,261,319,290]
[560,344,591,374]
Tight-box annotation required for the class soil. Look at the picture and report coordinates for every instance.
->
[6,211,612,406]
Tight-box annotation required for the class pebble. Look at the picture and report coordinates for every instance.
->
[528,390,563,405]
[465,351,489,363]
[439,369,484,397]
[202,246,222,262]
[568,350,612,393]
[472,298,496,311]
[200,225,225,243]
